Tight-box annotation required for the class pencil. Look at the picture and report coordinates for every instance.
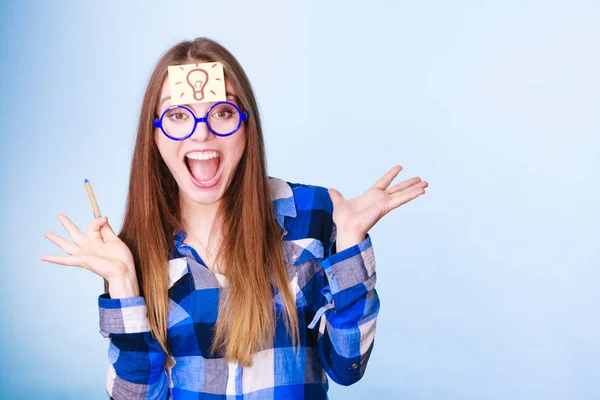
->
[84,178,109,293]
[85,178,102,218]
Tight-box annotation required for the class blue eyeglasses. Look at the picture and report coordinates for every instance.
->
[154,101,248,140]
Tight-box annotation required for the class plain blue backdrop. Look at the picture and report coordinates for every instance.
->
[1,0,599,399]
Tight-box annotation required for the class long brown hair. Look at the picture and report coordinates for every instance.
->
[116,37,299,366]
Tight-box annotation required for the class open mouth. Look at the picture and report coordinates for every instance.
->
[184,153,224,187]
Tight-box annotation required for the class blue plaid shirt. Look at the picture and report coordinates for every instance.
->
[98,177,380,399]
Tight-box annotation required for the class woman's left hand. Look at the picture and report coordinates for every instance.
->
[328,165,428,238]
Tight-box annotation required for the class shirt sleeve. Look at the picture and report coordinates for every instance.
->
[307,191,380,386]
[98,293,170,399]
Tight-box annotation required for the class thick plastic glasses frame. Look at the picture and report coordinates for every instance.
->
[153,101,248,141]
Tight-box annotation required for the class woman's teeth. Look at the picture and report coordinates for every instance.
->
[185,150,220,160]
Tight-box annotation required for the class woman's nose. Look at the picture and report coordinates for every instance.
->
[189,121,214,141]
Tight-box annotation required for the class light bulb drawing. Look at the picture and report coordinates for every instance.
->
[168,62,226,105]
[186,68,209,101]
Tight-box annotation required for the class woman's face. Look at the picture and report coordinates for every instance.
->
[154,74,247,206]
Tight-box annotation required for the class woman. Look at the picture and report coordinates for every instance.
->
[41,37,428,399]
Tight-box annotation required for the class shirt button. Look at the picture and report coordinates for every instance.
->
[328,273,334,280]
[351,363,359,369]
[292,254,298,260]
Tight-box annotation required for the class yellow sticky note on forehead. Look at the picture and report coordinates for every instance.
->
[167,62,226,105]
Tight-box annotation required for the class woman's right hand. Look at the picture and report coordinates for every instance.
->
[41,214,140,297]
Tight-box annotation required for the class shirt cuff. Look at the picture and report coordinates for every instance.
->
[307,234,376,329]
[321,234,375,296]
[98,293,151,337]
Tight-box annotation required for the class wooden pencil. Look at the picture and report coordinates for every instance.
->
[84,178,109,293]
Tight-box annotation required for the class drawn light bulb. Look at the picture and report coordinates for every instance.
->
[186,68,209,101]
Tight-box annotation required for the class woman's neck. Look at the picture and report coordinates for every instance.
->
[180,194,221,241]
[179,194,223,272]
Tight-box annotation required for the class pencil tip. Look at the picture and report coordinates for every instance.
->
[84,178,89,184]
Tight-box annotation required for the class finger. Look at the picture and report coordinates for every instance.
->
[57,214,88,246]
[100,217,120,241]
[88,216,107,244]
[387,178,428,195]
[388,186,426,210]
[40,254,90,270]
[328,188,345,208]
[44,231,80,255]
[373,165,402,190]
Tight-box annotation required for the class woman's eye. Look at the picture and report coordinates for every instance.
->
[215,111,231,118]
[167,111,189,120]
[212,108,235,119]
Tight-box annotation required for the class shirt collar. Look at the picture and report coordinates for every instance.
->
[173,176,296,255]
[268,175,297,228]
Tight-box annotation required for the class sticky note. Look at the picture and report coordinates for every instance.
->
[167,62,226,105]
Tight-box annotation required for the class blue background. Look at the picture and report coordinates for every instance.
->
[1,0,599,398]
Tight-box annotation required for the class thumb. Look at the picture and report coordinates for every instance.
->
[88,216,107,244]
[328,188,345,208]
[100,216,119,241]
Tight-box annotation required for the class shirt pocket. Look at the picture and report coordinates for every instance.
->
[280,238,326,309]
[281,237,324,266]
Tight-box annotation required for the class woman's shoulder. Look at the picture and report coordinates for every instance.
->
[269,176,335,251]
[268,176,333,214]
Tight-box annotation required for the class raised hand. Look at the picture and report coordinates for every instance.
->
[328,165,428,239]
[41,214,140,297]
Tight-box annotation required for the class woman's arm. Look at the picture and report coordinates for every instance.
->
[309,166,426,385]
[308,188,380,386]
[99,290,169,399]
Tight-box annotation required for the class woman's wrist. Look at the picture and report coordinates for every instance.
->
[107,271,141,299]
[335,229,367,253]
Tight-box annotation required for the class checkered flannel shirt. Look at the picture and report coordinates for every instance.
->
[98,176,379,399]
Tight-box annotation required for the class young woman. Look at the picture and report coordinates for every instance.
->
[41,37,428,399]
